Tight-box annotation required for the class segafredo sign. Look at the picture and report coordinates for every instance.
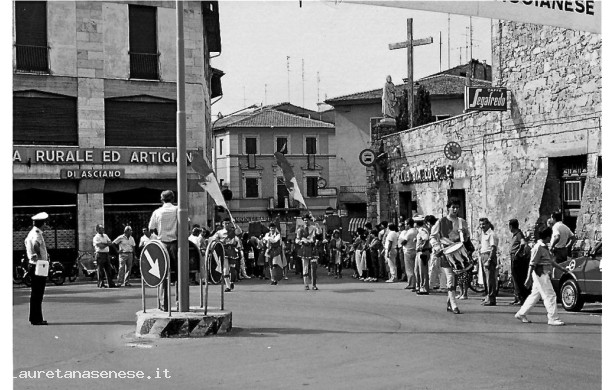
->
[464,87,509,112]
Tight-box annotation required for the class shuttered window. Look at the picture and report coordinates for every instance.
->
[245,137,257,154]
[306,177,318,197]
[202,1,221,52]
[13,93,77,145]
[14,1,48,72]
[306,137,317,154]
[245,178,259,198]
[129,5,158,80]
[105,98,177,147]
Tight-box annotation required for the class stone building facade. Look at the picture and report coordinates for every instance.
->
[370,21,601,271]
[13,1,220,262]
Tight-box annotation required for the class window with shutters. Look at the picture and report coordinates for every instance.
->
[13,91,77,145]
[129,5,159,80]
[276,136,289,154]
[202,1,221,53]
[597,156,602,178]
[276,177,290,208]
[245,177,259,198]
[563,181,582,205]
[105,96,177,147]
[306,177,318,198]
[14,1,48,73]
[245,137,257,154]
[305,136,317,154]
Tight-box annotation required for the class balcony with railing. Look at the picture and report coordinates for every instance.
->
[15,44,48,73]
[129,52,159,80]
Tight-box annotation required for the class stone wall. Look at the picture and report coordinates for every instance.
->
[376,21,601,271]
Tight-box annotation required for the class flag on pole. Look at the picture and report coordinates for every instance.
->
[274,152,307,209]
[191,152,235,222]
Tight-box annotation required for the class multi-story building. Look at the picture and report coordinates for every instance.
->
[212,107,336,229]
[325,61,492,218]
[12,1,222,263]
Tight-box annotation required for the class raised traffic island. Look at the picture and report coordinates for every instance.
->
[136,307,232,338]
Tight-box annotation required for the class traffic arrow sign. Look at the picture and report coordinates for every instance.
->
[140,240,169,288]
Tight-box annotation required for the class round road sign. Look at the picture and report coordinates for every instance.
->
[359,149,376,167]
[140,240,170,287]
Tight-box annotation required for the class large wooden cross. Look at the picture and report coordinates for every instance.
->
[389,18,433,129]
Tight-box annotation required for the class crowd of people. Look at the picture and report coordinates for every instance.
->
[24,190,578,325]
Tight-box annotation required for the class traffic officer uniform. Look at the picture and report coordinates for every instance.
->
[24,212,49,325]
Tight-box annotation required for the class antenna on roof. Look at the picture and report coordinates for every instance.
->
[287,56,291,103]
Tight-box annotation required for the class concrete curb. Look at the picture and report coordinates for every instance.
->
[135,307,232,338]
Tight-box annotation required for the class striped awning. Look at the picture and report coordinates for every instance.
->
[348,218,368,232]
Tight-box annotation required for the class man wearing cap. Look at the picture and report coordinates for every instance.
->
[113,226,136,287]
[24,212,49,325]
[296,215,322,290]
[93,224,116,288]
[148,190,179,311]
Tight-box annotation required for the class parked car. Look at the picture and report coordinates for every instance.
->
[551,243,602,312]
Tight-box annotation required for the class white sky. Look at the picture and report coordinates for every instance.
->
[212,0,493,116]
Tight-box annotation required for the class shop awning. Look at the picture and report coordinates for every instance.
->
[348,217,368,232]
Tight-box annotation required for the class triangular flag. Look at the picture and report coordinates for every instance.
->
[191,152,229,210]
[274,152,307,209]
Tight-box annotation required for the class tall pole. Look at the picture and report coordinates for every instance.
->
[439,31,442,72]
[406,18,413,129]
[447,14,450,69]
[301,58,305,108]
[469,16,473,61]
[176,0,189,312]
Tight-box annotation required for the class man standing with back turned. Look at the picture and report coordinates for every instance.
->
[148,190,178,312]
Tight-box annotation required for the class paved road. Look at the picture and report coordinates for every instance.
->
[13,273,602,390]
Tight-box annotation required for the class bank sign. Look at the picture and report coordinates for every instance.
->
[464,87,508,111]
[13,146,198,165]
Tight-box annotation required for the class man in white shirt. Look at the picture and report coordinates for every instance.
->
[25,212,49,325]
[384,223,400,282]
[479,218,499,306]
[148,190,178,311]
[549,212,576,264]
[139,227,158,249]
[399,218,418,290]
[113,226,136,287]
[93,224,116,288]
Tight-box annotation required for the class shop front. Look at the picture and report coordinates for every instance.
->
[13,146,209,261]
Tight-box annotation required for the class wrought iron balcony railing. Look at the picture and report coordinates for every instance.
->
[15,44,49,73]
[129,52,159,80]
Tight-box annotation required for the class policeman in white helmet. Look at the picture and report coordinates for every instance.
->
[24,212,49,325]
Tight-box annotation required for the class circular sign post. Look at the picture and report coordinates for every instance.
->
[359,149,376,167]
[140,240,170,288]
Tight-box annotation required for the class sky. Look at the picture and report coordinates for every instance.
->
[212,0,493,116]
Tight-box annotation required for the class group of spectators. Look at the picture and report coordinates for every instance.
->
[88,190,578,325]
[342,200,576,325]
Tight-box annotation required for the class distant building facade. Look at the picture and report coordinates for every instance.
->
[212,107,337,228]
